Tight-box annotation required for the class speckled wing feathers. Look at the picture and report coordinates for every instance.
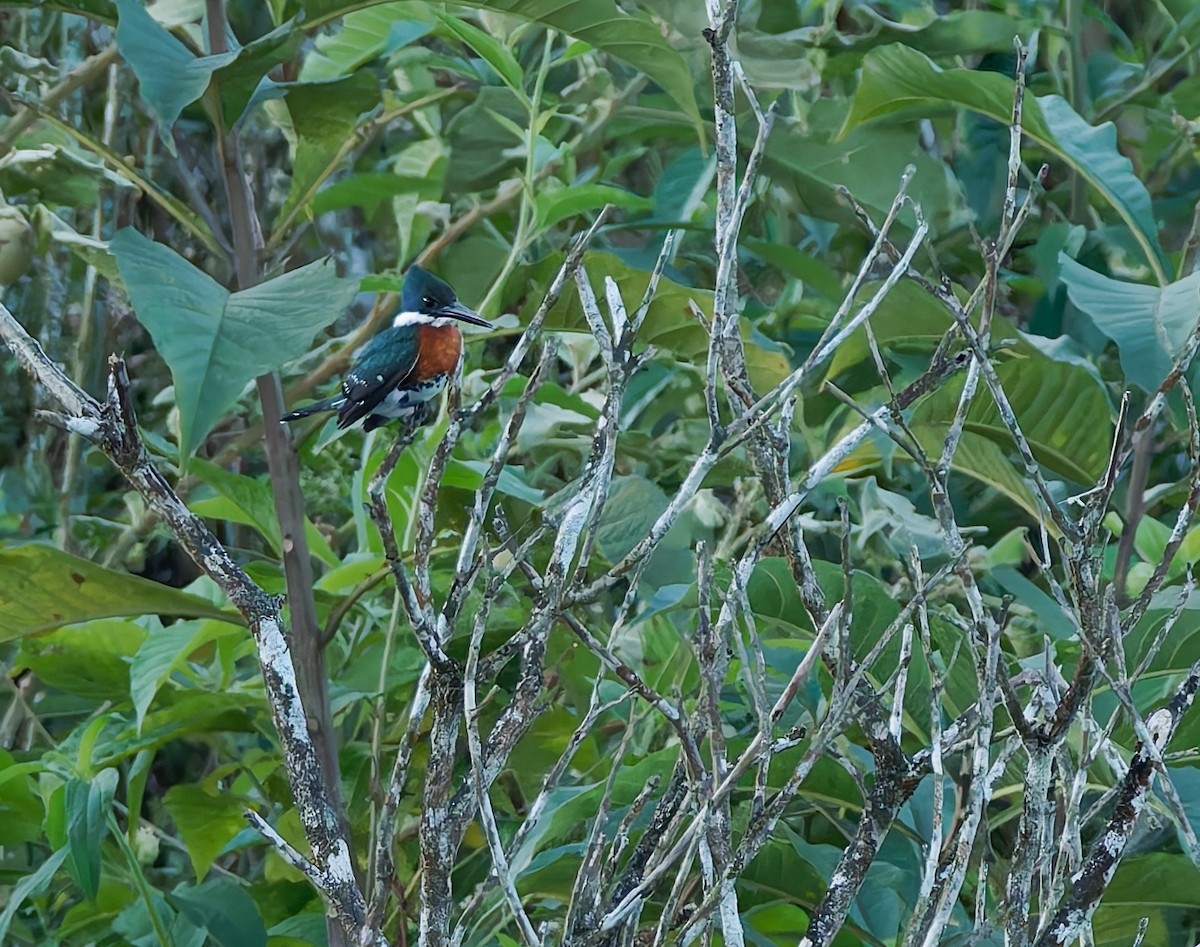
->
[335,327,419,429]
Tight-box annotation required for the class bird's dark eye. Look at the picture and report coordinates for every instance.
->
[422,295,436,307]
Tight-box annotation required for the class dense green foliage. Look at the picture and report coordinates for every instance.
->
[4,0,1200,945]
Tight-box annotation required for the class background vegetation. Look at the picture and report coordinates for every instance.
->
[3,0,1200,945]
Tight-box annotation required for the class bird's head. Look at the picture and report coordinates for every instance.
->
[393,265,491,330]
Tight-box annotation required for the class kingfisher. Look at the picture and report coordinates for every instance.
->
[281,266,490,432]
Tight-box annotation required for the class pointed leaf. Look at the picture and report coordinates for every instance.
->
[189,459,338,565]
[210,22,304,126]
[0,846,69,943]
[163,787,251,882]
[0,544,235,639]
[169,878,267,947]
[291,0,700,130]
[129,619,240,731]
[64,769,118,900]
[1058,253,1200,393]
[301,7,431,80]
[110,229,355,459]
[114,0,236,143]
[432,8,523,91]
[843,44,1169,283]
[277,73,381,228]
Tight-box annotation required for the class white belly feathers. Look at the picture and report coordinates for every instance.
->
[372,372,449,419]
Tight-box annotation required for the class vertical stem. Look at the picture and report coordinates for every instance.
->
[204,0,347,939]
[418,678,462,947]
[1005,748,1055,947]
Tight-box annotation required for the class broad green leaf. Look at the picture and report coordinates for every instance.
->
[19,619,144,701]
[129,619,241,731]
[0,544,234,639]
[762,113,957,231]
[169,879,267,947]
[0,751,44,847]
[441,459,546,504]
[1093,853,1200,947]
[210,21,304,126]
[114,0,237,143]
[23,108,224,259]
[829,280,1114,488]
[89,693,258,769]
[33,205,121,283]
[991,566,1078,641]
[163,786,251,882]
[290,0,701,130]
[739,10,1034,88]
[0,141,132,207]
[310,172,430,216]
[843,44,1169,283]
[744,239,846,303]
[534,183,652,230]
[906,342,1114,514]
[595,475,668,563]
[300,5,431,80]
[825,279,953,380]
[113,889,205,947]
[268,914,329,943]
[1058,253,1200,393]
[965,352,1113,484]
[277,73,382,229]
[189,459,338,566]
[110,228,355,460]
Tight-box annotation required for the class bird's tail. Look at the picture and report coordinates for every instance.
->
[280,394,344,423]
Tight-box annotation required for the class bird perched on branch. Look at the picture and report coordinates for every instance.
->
[281,265,490,432]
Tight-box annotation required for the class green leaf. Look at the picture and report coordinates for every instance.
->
[110,228,355,460]
[169,878,267,947]
[24,108,224,259]
[909,425,1041,519]
[0,544,234,639]
[163,787,252,882]
[0,0,116,21]
[20,619,145,700]
[291,0,700,130]
[277,73,382,230]
[114,0,237,144]
[86,693,257,770]
[210,22,304,127]
[965,351,1113,484]
[1093,852,1200,947]
[129,619,240,731]
[0,846,69,943]
[309,172,431,216]
[595,475,668,563]
[64,769,118,900]
[301,7,431,80]
[843,44,1169,283]
[189,459,338,566]
[441,459,547,504]
[1057,253,1200,393]
[431,8,523,91]
[830,281,1114,489]
[534,183,652,230]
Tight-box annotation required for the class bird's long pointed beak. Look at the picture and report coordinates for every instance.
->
[439,301,491,329]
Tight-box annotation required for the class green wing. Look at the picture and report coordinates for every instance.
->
[337,326,419,429]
